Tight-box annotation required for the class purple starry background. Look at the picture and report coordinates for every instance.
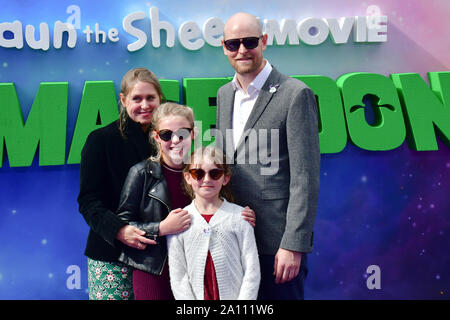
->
[309,140,450,299]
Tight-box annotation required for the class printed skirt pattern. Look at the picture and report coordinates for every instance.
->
[87,258,134,300]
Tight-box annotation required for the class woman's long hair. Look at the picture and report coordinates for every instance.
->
[118,67,164,137]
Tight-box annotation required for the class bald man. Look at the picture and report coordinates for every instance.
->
[215,12,320,300]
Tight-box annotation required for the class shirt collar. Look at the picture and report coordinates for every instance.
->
[231,60,272,94]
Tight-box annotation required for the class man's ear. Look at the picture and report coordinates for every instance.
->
[261,33,268,51]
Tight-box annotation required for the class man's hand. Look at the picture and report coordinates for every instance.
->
[241,206,256,228]
[273,248,302,284]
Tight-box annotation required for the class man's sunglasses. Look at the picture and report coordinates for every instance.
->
[157,128,193,142]
[223,36,263,52]
[188,168,225,181]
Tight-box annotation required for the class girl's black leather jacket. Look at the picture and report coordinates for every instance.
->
[117,160,171,275]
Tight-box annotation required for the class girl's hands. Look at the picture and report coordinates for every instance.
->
[159,208,191,236]
[116,225,156,250]
[241,206,256,228]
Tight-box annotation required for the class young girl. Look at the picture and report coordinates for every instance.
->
[116,103,256,300]
[167,146,261,300]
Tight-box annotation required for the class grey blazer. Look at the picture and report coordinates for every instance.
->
[216,66,320,255]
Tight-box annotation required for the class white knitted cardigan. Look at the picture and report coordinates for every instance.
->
[167,199,261,300]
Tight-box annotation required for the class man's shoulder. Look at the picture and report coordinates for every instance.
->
[273,69,309,92]
[217,80,234,95]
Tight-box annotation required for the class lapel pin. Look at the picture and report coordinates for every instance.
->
[269,84,279,94]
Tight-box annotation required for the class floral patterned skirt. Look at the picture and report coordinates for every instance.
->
[87,258,134,300]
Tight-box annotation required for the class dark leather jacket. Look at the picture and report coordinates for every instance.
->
[116,160,171,275]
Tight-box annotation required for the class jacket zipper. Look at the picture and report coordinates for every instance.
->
[147,192,171,213]
[147,192,170,275]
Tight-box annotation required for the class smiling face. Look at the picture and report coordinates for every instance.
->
[153,115,193,169]
[184,157,230,202]
[222,12,267,78]
[120,81,160,130]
